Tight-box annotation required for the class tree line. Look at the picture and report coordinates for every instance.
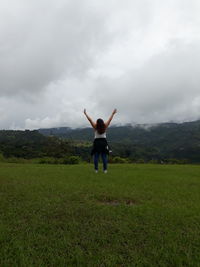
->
[0,119,200,163]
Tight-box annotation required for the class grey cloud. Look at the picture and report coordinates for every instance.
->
[93,41,200,124]
[0,0,111,98]
[0,0,200,129]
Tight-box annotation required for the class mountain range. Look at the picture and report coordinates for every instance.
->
[38,120,200,162]
[0,120,200,162]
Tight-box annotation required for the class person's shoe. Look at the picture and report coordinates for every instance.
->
[95,170,98,173]
[104,170,107,174]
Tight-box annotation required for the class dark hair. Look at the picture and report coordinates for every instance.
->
[96,118,106,134]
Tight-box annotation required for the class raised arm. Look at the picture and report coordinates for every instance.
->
[84,109,96,129]
[105,109,117,128]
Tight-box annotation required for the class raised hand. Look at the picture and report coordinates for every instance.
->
[83,109,96,129]
[112,108,117,114]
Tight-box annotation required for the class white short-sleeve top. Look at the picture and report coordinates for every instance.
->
[94,130,106,139]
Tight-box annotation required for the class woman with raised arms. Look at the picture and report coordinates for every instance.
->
[84,108,117,173]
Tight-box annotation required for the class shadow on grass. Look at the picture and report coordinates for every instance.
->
[97,195,140,206]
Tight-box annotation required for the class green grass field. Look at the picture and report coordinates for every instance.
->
[0,163,200,266]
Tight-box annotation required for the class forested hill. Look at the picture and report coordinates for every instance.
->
[38,120,200,162]
[39,120,200,145]
[0,120,200,162]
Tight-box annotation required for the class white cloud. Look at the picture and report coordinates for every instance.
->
[0,0,200,129]
[92,41,200,123]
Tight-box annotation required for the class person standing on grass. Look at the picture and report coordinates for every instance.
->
[84,108,117,173]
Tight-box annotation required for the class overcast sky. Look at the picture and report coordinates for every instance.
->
[0,0,200,129]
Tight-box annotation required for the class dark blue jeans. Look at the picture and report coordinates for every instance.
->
[94,152,107,171]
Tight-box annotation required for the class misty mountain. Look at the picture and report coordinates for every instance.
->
[39,120,200,145]
[0,120,200,162]
[38,120,200,162]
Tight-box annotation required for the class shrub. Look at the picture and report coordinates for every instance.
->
[0,153,5,162]
[38,157,58,164]
[63,156,80,164]
[5,157,28,164]
[148,159,159,164]
[110,156,129,164]
[136,159,145,164]
[165,158,189,164]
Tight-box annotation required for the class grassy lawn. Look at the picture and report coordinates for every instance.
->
[0,163,200,266]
